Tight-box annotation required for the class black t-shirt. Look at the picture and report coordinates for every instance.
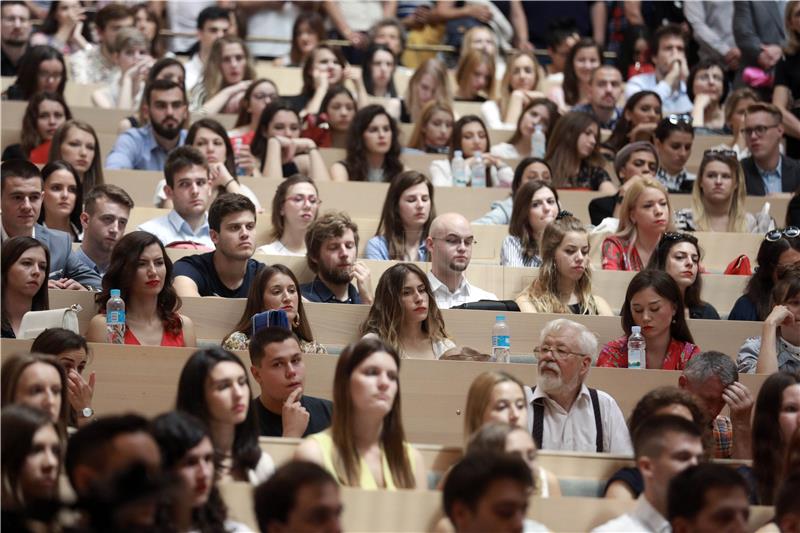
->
[603,466,643,497]
[253,395,333,437]
[173,252,263,298]
[776,53,800,159]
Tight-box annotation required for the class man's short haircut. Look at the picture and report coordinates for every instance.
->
[667,464,749,522]
[197,5,230,31]
[1,159,42,192]
[538,318,599,363]
[95,3,132,31]
[745,102,783,124]
[1,1,30,15]
[633,414,702,460]
[208,193,256,233]
[144,78,186,108]
[305,211,359,274]
[249,326,301,367]
[164,145,207,188]
[443,452,533,522]
[683,351,738,387]
[64,413,151,488]
[254,460,338,532]
[590,64,622,83]
[652,23,686,55]
[83,184,135,214]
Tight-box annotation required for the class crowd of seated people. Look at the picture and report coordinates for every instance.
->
[2,1,800,531]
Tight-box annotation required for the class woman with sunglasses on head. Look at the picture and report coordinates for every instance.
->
[516,213,613,316]
[646,232,720,320]
[598,269,700,369]
[738,264,800,374]
[257,175,320,257]
[475,158,553,225]
[501,180,559,267]
[603,91,663,155]
[729,228,800,321]
[674,149,774,233]
[654,114,696,194]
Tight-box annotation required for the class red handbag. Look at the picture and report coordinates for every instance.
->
[724,254,752,276]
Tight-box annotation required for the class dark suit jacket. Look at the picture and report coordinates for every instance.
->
[34,224,102,290]
[733,1,786,68]
[741,156,800,196]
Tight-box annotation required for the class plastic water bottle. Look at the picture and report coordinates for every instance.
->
[627,325,646,369]
[531,124,546,158]
[452,150,468,187]
[492,315,511,363]
[471,151,486,188]
[106,289,126,344]
[233,137,246,176]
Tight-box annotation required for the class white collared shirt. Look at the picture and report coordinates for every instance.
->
[138,210,215,249]
[524,383,633,455]
[592,495,671,533]
[426,271,498,310]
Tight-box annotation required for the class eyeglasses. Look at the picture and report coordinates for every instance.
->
[661,231,698,245]
[432,236,476,247]
[533,345,586,360]
[703,149,737,159]
[285,195,321,206]
[765,227,800,242]
[663,114,692,126]
[742,124,779,138]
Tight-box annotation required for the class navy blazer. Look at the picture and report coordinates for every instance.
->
[741,156,800,196]
[34,223,102,290]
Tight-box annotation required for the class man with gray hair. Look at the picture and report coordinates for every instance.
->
[678,351,754,459]
[524,318,632,454]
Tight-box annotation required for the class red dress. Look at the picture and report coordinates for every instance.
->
[597,335,700,370]
[124,325,186,347]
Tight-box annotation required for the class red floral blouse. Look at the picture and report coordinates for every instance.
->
[601,235,644,271]
[597,335,700,370]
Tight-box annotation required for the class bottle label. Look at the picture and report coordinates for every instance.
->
[107,310,125,324]
[492,335,510,348]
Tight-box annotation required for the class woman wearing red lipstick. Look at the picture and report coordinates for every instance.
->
[1,404,62,531]
[516,214,613,316]
[295,337,425,489]
[597,270,700,369]
[647,232,720,320]
[360,263,454,360]
[48,119,104,192]
[86,232,196,347]
[366,171,434,261]
[38,160,82,242]
[190,35,255,115]
[331,104,405,183]
[222,264,326,354]
[177,347,275,485]
[1,92,71,164]
[152,411,249,532]
[601,177,675,271]
[1,237,50,339]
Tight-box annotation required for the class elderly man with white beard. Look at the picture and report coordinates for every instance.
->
[525,318,632,454]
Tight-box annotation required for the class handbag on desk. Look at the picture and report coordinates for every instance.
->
[18,304,82,339]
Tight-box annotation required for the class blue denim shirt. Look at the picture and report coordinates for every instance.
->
[106,124,187,171]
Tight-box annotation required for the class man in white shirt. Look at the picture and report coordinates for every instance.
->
[138,146,214,249]
[525,318,632,454]
[593,415,704,533]
[624,24,692,115]
[425,213,497,309]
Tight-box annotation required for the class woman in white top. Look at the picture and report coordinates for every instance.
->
[360,263,456,360]
[257,175,320,256]
[176,347,274,485]
[429,115,513,187]
[481,50,544,129]
[500,180,559,267]
[491,98,559,159]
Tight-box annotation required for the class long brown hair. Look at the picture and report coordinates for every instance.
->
[563,39,602,106]
[359,263,449,355]
[406,100,454,151]
[463,371,525,440]
[223,264,315,344]
[21,92,72,155]
[269,175,319,242]
[1,353,69,436]
[202,36,255,100]
[330,337,415,488]
[545,111,604,188]
[375,171,435,260]
[508,181,560,263]
[691,151,748,232]
[1,237,50,334]
[48,119,104,191]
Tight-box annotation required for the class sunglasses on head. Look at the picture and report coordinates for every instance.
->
[702,148,737,159]
[661,231,698,245]
[663,114,692,126]
[765,227,800,242]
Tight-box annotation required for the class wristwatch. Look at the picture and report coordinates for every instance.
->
[80,407,94,418]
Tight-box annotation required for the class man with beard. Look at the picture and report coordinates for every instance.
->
[106,79,188,171]
[173,193,264,297]
[75,184,134,276]
[300,211,373,305]
[574,65,624,131]
[0,2,31,76]
[425,213,497,309]
[525,318,631,454]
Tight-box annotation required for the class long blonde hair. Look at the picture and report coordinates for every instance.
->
[691,152,748,232]
[202,36,255,102]
[403,58,452,123]
[407,100,454,150]
[519,215,600,314]
[463,371,525,441]
[499,51,542,117]
[455,49,495,100]
[614,177,674,263]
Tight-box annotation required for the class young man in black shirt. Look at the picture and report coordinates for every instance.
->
[248,327,332,438]
[173,193,263,298]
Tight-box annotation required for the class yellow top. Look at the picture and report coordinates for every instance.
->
[309,432,417,490]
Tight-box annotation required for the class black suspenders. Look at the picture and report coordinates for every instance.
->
[531,386,604,453]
